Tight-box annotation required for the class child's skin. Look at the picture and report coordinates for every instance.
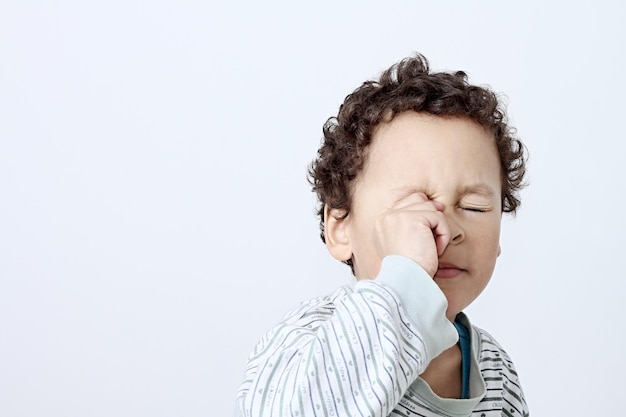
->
[324,111,503,398]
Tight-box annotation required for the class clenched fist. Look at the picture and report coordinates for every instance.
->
[372,192,452,277]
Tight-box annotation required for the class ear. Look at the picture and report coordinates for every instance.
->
[497,244,502,257]
[324,205,352,262]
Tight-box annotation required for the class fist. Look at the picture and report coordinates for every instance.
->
[372,192,451,277]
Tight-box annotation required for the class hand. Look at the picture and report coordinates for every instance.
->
[373,192,451,277]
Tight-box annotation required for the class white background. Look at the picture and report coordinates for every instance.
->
[1,1,625,416]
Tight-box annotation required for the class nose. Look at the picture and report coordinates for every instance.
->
[446,213,465,244]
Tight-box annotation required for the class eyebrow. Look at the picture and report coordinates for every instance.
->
[391,183,497,202]
[460,184,497,198]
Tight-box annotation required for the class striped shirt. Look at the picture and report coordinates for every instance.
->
[236,256,529,417]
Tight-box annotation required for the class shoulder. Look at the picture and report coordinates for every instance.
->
[471,325,529,417]
[472,325,522,381]
[246,286,353,360]
[278,279,404,324]
[472,326,516,365]
[278,285,354,323]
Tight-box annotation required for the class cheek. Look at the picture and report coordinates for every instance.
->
[477,216,501,242]
[472,222,501,263]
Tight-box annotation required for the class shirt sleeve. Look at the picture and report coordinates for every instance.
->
[235,255,458,417]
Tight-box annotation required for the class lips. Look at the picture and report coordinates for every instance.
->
[435,262,466,279]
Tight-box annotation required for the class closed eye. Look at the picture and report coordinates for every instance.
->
[462,207,488,213]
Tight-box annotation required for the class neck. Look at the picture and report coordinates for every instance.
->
[419,344,462,399]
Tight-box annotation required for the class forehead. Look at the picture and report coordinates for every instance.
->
[358,112,501,194]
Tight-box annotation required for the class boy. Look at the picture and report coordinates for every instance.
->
[235,54,529,417]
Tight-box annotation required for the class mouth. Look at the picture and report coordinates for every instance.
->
[435,262,466,279]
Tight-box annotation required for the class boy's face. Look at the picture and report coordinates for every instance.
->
[328,111,503,320]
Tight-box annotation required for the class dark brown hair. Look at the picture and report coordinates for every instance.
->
[308,53,527,269]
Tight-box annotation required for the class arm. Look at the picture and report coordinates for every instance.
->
[235,256,458,417]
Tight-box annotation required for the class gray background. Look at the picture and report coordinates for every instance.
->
[1,1,624,416]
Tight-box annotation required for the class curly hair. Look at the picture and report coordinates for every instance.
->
[308,53,527,270]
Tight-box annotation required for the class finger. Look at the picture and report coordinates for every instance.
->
[431,200,445,212]
[394,200,445,221]
[392,191,447,213]
[428,211,451,255]
[434,223,451,255]
[392,191,429,209]
[403,208,450,252]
